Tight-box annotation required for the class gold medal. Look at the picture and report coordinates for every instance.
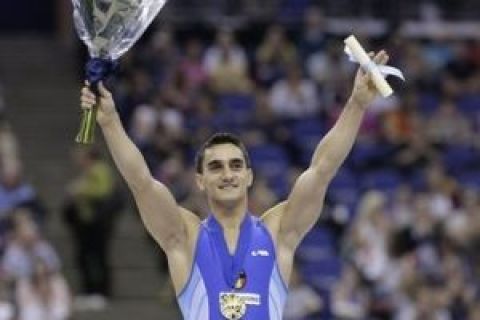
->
[219,292,246,320]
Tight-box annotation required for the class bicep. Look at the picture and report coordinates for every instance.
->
[280,168,328,248]
[133,179,195,251]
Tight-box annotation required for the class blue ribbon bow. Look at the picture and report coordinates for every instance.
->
[85,58,117,93]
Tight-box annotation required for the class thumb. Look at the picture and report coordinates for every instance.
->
[97,81,111,98]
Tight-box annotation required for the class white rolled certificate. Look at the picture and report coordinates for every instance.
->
[344,35,393,97]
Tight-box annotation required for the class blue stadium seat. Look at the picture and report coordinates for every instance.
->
[361,169,402,192]
[290,118,325,166]
[297,227,337,264]
[419,92,440,115]
[218,94,255,111]
[249,144,289,178]
[348,143,385,169]
[327,168,359,211]
[457,170,480,189]
[300,256,343,291]
[216,94,256,130]
[267,174,289,198]
[457,93,480,116]
[408,169,427,191]
[249,144,292,198]
[442,145,477,174]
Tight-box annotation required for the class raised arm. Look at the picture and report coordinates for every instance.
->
[80,83,199,252]
[265,51,389,251]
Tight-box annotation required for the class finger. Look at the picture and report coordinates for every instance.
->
[376,50,389,65]
[373,50,388,65]
[380,52,389,65]
[80,95,96,105]
[97,81,111,98]
[81,87,95,100]
[80,101,93,110]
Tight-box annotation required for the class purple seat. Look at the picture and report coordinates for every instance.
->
[361,169,402,192]
[290,118,325,166]
[457,170,480,189]
[457,93,480,116]
[249,144,288,175]
[300,256,342,291]
[442,145,477,174]
[419,92,440,115]
[216,94,255,129]
[327,169,359,209]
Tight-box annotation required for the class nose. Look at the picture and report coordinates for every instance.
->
[221,167,234,181]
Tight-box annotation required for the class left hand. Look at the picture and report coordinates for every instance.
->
[350,50,389,107]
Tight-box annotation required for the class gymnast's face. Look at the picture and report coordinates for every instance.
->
[196,143,253,207]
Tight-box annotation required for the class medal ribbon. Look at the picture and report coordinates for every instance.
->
[207,213,253,289]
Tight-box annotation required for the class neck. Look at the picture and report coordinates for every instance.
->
[209,198,248,229]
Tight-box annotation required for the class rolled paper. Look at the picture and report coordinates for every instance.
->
[344,35,394,97]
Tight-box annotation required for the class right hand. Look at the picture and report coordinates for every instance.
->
[80,81,117,126]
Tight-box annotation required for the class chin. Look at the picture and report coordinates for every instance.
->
[214,193,245,207]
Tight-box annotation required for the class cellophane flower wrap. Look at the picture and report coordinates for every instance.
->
[72,0,167,143]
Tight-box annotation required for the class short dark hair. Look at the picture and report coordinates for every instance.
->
[195,133,251,174]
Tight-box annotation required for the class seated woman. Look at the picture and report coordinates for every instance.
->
[16,258,71,320]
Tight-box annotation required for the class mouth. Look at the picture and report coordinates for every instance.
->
[218,184,239,190]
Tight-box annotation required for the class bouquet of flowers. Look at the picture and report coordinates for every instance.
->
[72,0,167,143]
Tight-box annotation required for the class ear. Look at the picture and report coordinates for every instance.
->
[247,168,254,188]
[196,173,205,191]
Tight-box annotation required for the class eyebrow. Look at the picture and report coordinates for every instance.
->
[206,158,244,168]
[206,160,222,168]
[230,158,244,165]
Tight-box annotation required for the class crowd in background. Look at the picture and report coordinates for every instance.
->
[99,3,480,319]
[0,82,71,319]
[0,0,480,319]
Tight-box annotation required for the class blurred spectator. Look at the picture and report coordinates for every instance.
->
[16,258,71,320]
[147,28,179,86]
[470,303,480,320]
[62,146,124,302]
[255,25,297,87]
[349,191,391,282]
[203,29,251,93]
[299,6,329,58]
[159,69,192,112]
[306,40,354,105]
[242,0,279,20]
[400,42,430,86]
[0,164,46,227]
[426,99,473,146]
[178,38,208,93]
[2,212,60,280]
[283,265,323,320]
[128,103,158,148]
[270,62,319,118]
[424,163,456,221]
[331,264,369,319]
[0,119,19,180]
[0,278,13,320]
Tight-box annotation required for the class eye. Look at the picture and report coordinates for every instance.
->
[207,161,223,172]
[230,160,244,171]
